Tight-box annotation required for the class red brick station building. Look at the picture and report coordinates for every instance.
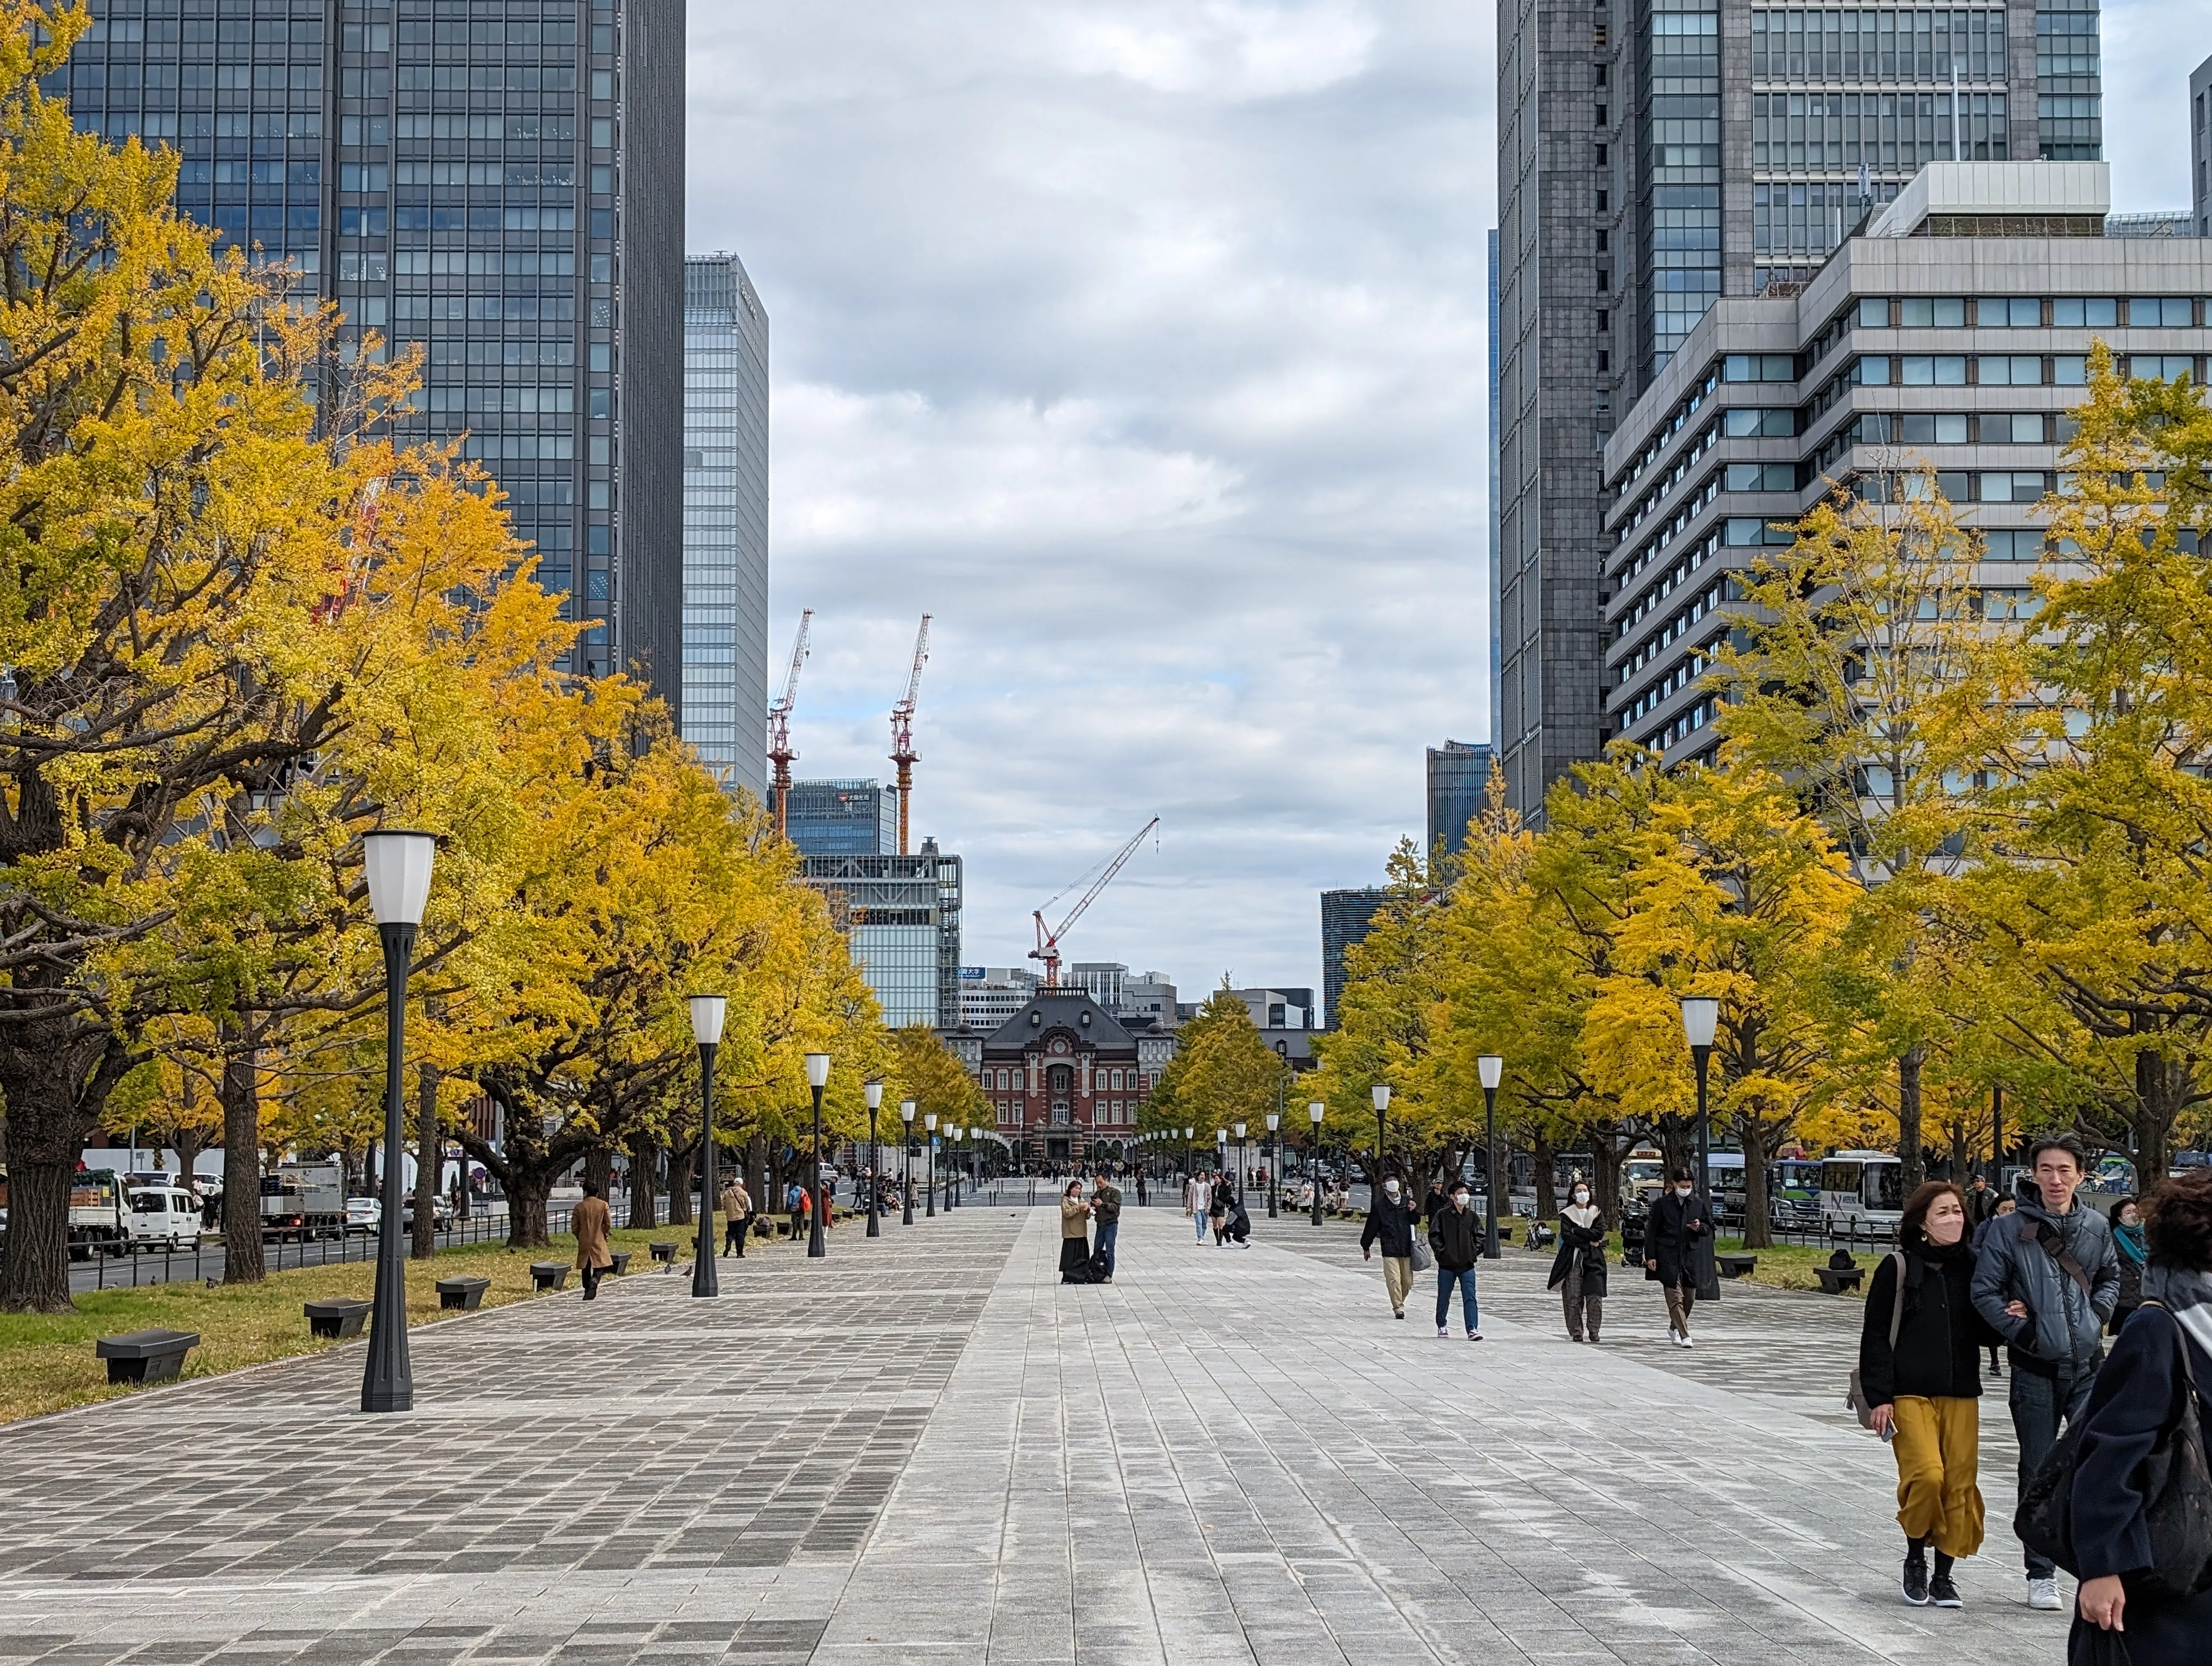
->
[972,991,1174,1168]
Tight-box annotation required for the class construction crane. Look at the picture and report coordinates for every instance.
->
[889,613,931,856]
[766,608,812,839]
[1030,817,1160,988]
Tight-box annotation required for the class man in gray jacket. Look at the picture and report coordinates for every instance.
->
[1970,1133,2120,1611]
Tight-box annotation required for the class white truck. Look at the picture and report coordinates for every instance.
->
[68,1168,131,1258]
[126,1186,202,1252]
[260,1162,346,1242]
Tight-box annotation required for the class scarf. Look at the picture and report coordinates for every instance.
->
[2143,1261,2212,1359]
[1562,1203,1601,1231]
[2114,1221,2148,1270]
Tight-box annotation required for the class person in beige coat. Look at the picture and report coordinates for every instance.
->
[572,1180,613,1299]
[720,1178,752,1258]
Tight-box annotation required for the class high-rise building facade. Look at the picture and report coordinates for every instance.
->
[1496,0,2101,816]
[800,841,962,1030]
[2194,54,2212,238]
[783,779,899,857]
[1425,739,1493,858]
[56,0,683,701]
[682,254,770,800]
[1320,888,1391,1029]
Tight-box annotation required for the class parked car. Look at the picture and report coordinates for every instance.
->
[126,1187,200,1252]
[344,1196,381,1236]
[400,1195,453,1232]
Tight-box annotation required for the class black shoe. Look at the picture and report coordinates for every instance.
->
[1929,1571,1962,1609]
[1901,1556,1930,1606]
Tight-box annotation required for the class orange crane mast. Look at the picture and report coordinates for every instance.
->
[1030,817,1160,988]
[766,608,812,838]
[889,613,930,855]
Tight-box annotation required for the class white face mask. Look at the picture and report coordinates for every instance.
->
[1384,1181,1400,1199]
[1572,1190,1590,1205]
[1675,1185,1693,1198]
[1452,1191,1470,1209]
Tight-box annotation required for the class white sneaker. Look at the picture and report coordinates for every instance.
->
[2027,1577,2063,1611]
[1679,1334,1693,1349]
[1437,1325,1450,1338]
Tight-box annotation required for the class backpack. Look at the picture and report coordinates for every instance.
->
[1846,1251,1908,1430]
[2014,1304,2212,1598]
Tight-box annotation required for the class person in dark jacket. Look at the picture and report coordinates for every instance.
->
[1965,1171,2001,1229]
[2069,1168,2212,1664]
[1091,1176,1122,1284]
[1971,1135,2122,1610]
[1549,1180,1607,1342]
[1644,1168,1711,1348]
[1972,1196,2016,1379]
[1860,1181,1997,1609]
[1431,1179,1485,1340]
[1209,1172,1233,1245]
[1360,1175,1419,1319]
[2107,1195,2146,1336]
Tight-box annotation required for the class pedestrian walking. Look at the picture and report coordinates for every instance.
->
[1971,1134,2121,1611]
[1185,1169,1210,1245]
[1644,1167,1711,1348]
[572,1180,613,1300]
[2067,1168,2212,1663]
[1059,1181,1093,1283]
[1860,1181,1996,1609]
[1210,1172,1233,1245]
[1966,1171,2001,1230]
[1091,1174,1122,1283]
[1360,1175,1419,1320]
[1973,1195,2018,1378]
[1549,1180,1607,1342]
[1431,1178,1484,1340]
[786,1178,806,1241]
[2107,1196,2146,1336]
[721,1177,751,1257]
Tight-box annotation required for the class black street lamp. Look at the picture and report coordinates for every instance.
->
[1233,1122,1247,1206]
[689,995,728,1298]
[1371,1082,1391,1190]
[924,1113,937,1216]
[1681,995,1720,1302]
[360,828,435,1414]
[948,1125,961,1209]
[1991,1081,2004,1186]
[1184,1124,1195,1179]
[1214,1127,1227,1193]
[806,1050,831,1259]
[1266,1112,1279,1218]
[1308,1100,1325,1226]
[901,1099,917,1225]
[864,1079,883,1238]
[1477,1053,1503,1260]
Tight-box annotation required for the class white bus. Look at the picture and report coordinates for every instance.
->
[1820,1151,1905,1241]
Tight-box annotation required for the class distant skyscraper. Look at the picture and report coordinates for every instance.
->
[56,0,684,703]
[1426,739,1493,859]
[783,780,899,858]
[801,843,961,1029]
[1321,889,1391,1030]
[1496,0,2101,818]
[682,254,770,799]
[2194,55,2212,236]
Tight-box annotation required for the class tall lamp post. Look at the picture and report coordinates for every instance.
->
[1215,1127,1227,1190]
[687,995,728,1297]
[1477,1054,1503,1260]
[1680,995,1720,1302]
[806,1051,831,1259]
[949,1126,962,1209]
[361,829,435,1415]
[1185,1125,1195,1178]
[1233,1123,1247,1205]
[864,1079,884,1238]
[1308,1101,1325,1226]
[901,1100,917,1225]
[1990,1081,2004,1187]
[1371,1082,1391,1191]
[924,1113,938,1216]
[1265,1112,1279,1218]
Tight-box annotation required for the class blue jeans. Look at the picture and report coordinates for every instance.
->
[2010,1362,2095,1576]
[1436,1266,1479,1332]
[1194,1209,1207,1242]
[1096,1220,1118,1276]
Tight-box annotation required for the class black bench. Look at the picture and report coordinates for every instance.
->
[95,1329,199,1385]
[529,1261,569,1291]
[1717,1254,1758,1280]
[1816,1264,1864,1294]
[606,1251,632,1276]
[649,1241,677,1268]
[305,1298,372,1338]
[437,1276,490,1310]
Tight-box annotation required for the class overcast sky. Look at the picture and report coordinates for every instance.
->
[687,0,2205,1005]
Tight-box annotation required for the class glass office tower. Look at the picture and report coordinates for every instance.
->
[682,253,770,800]
[53,0,684,707]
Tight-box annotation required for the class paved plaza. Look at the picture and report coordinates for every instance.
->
[1,1206,2074,1665]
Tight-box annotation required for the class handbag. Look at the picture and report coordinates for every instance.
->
[2015,1304,2212,1598]
[1410,1235,1435,1273]
[1846,1251,1907,1430]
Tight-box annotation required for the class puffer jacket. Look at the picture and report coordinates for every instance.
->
[1971,1174,2120,1374]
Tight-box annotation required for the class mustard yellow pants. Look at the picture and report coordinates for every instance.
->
[1382,1256,1413,1315]
[1892,1394,1985,1558]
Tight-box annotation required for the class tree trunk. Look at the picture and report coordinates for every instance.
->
[2133,1049,2186,1188]
[748,1132,770,1225]
[1739,1118,1774,1250]
[627,1132,658,1231]
[413,1061,439,1260]
[1532,1127,1557,1220]
[505,1165,552,1249]
[0,1014,137,1312]
[1898,1047,1926,1192]
[1949,1117,1971,1188]
[171,1125,205,1200]
[584,1144,614,1202]
[221,1040,265,1285]
[0,1159,72,1313]
[667,1140,696,1227]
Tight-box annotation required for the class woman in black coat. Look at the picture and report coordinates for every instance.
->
[1643,1169,1711,1347]
[1548,1179,1608,1342]
[2069,1170,2212,1664]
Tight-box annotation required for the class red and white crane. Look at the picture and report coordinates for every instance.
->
[889,613,930,856]
[1030,817,1160,988]
[766,608,812,838]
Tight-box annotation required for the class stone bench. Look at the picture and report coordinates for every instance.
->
[95,1328,199,1385]
[529,1261,569,1291]
[1816,1264,1863,1295]
[1717,1254,1759,1280]
[606,1251,632,1276]
[305,1298,372,1339]
[650,1241,677,1268]
[436,1276,490,1310]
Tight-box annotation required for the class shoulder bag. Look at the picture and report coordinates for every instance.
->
[1410,1230,1435,1273]
[2014,1303,2212,1597]
[1847,1251,1907,1430]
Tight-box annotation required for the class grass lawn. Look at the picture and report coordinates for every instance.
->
[0,1220,688,1426]
[1712,1237,1877,1298]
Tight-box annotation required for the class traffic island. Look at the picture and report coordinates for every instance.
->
[94,1329,199,1385]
